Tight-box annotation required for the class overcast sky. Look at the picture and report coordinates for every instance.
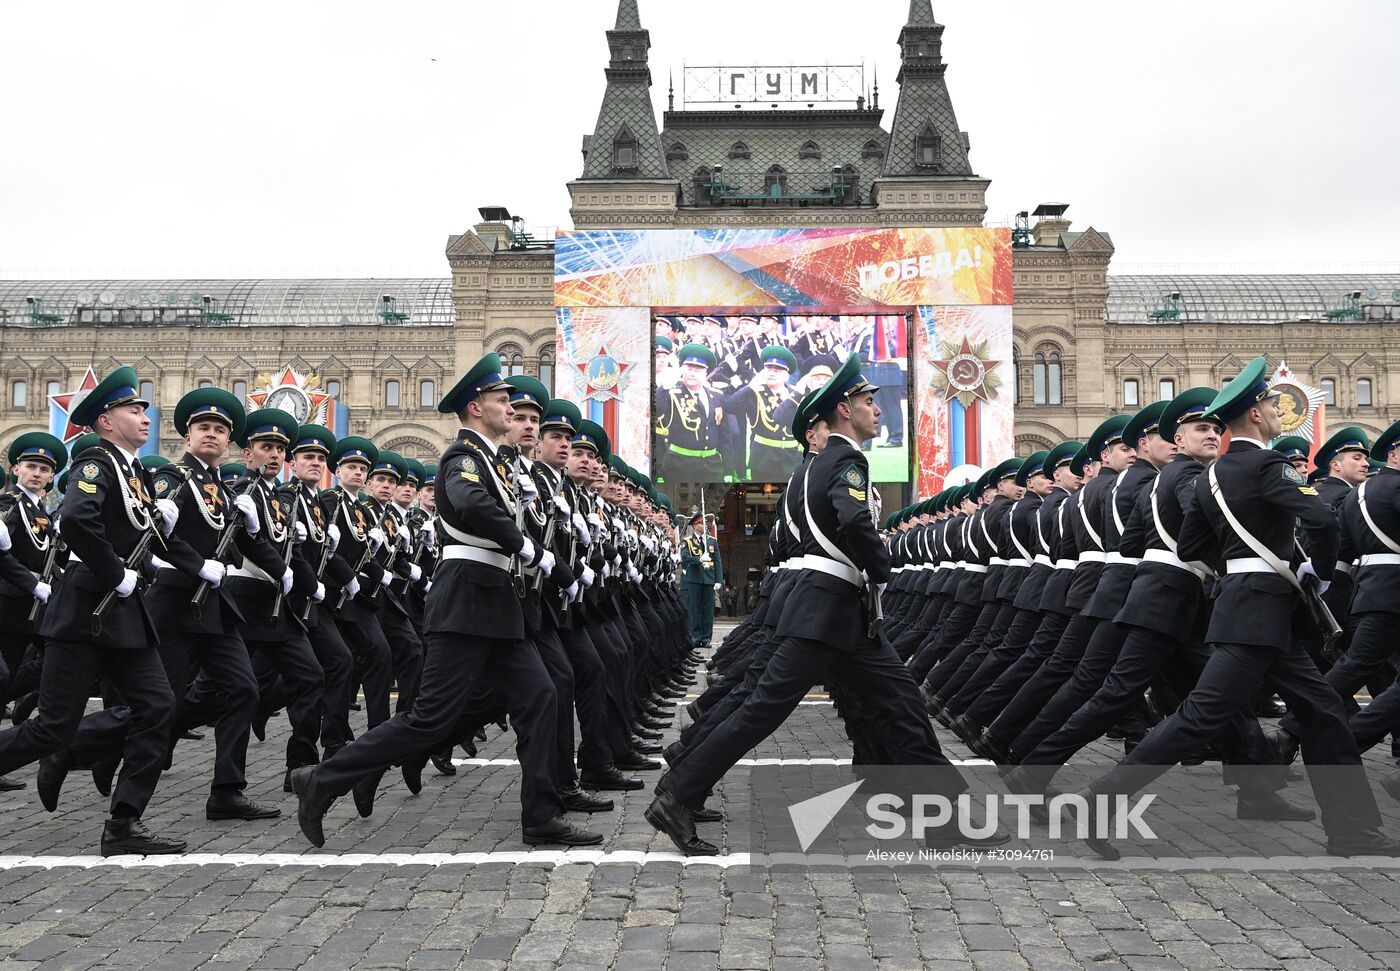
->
[3,0,1397,279]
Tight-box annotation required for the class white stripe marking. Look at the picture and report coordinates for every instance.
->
[449,757,994,767]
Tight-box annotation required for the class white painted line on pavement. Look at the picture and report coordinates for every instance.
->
[449,757,993,767]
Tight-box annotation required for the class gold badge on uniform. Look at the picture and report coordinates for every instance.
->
[155,478,169,495]
[81,462,100,480]
[461,456,481,483]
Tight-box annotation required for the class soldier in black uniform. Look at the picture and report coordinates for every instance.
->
[361,450,425,713]
[721,345,803,482]
[147,392,286,821]
[646,355,999,856]
[0,367,187,854]
[653,343,724,483]
[0,433,65,791]
[1084,356,1400,859]
[292,352,601,849]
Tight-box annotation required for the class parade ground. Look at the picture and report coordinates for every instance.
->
[1,622,1399,971]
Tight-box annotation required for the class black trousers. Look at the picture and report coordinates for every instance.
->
[314,631,563,826]
[992,613,1097,749]
[1013,619,1125,760]
[672,635,780,769]
[559,623,617,772]
[337,615,394,729]
[1093,639,1382,838]
[965,611,1072,727]
[922,601,1002,694]
[378,608,424,714]
[1283,611,1396,741]
[532,622,578,787]
[666,633,959,810]
[0,638,173,818]
[309,621,355,752]
[158,630,257,791]
[244,630,325,770]
[947,606,1041,718]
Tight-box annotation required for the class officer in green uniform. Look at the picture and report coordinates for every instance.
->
[654,343,723,483]
[722,345,803,483]
[680,514,723,648]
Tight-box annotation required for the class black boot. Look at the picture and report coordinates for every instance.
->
[560,786,615,814]
[92,756,120,798]
[37,749,74,812]
[101,817,186,857]
[1236,790,1315,822]
[579,766,644,791]
[206,788,281,821]
[645,792,717,856]
[291,766,334,847]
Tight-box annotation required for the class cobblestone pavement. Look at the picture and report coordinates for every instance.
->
[4,619,1400,969]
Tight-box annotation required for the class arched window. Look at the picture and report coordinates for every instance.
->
[385,380,400,407]
[798,140,821,160]
[666,143,688,162]
[139,380,155,404]
[419,380,435,408]
[231,380,247,402]
[11,380,27,408]
[915,125,942,170]
[1033,350,1062,405]
[1321,378,1336,406]
[1357,378,1373,407]
[45,379,60,401]
[763,165,787,197]
[1123,379,1140,407]
[612,126,637,171]
[538,347,555,393]
[728,142,750,160]
[1009,351,1019,406]
[861,139,884,161]
[498,346,525,378]
[198,379,213,389]
[1158,378,1175,401]
[325,379,341,399]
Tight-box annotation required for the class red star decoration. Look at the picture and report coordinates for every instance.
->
[247,366,331,419]
[931,337,1000,405]
[48,366,100,442]
[574,346,631,401]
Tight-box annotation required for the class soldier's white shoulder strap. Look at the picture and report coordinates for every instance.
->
[1077,486,1104,551]
[1007,499,1033,561]
[1357,479,1400,554]
[1206,463,1302,593]
[800,459,859,572]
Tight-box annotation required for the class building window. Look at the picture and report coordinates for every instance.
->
[1010,352,1019,406]
[1158,378,1175,401]
[385,380,400,407]
[232,380,247,402]
[728,141,750,160]
[45,380,60,401]
[139,380,155,404]
[1357,378,1373,407]
[861,139,884,161]
[915,125,942,170]
[1321,378,1336,406]
[666,143,688,162]
[499,345,525,377]
[325,379,341,399]
[763,165,787,197]
[612,126,637,171]
[1123,379,1140,407]
[798,140,821,160]
[198,380,213,389]
[1033,350,1062,405]
[539,348,555,394]
[11,380,27,408]
[419,380,435,408]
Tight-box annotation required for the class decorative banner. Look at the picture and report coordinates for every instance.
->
[555,307,650,475]
[911,305,1015,496]
[49,365,161,458]
[1268,361,1326,453]
[555,228,1011,309]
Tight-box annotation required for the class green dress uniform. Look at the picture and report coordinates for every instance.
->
[680,521,722,647]
[654,343,723,483]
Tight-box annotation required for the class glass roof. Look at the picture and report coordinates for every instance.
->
[0,279,456,328]
[1106,274,1400,325]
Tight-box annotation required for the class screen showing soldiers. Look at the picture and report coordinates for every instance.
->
[651,313,910,484]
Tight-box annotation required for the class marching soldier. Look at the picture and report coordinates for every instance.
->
[292,352,601,848]
[361,449,425,713]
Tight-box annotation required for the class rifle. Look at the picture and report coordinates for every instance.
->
[335,491,377,613]
[1295,539,1343,657]
[28,535,61,624]
[301,489,343,622]
[367,502,400,602]
[507,450,528,598]
[95,464,198,636]
[269,480,303,620]
[532,470,561,597]
[191,464,268,618]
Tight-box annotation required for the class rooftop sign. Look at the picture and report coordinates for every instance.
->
[681,64,865,106]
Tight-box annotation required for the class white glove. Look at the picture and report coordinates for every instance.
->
[537,549,556,577]
[573,513,592,545]
[198,559,225,587]
[32,580,50,604]
[588,513,606,528]
[327,524,341,553]
[379,571,392,588]
[612,553,622,567]
[344,576,361,599]
[565,581,579,601]
[0,518,10,551]
[280,567,294,595]
[424,579,432,594]
[419,521,436,547]
[518,536,536,565]
[1297,559,1331,597]
[714,582,722,591]
[155,497,180,535]
[367,527,386,550]
[552,495,571,515]
[293,521,308,543]
[312,582,326,603]
[513,473,539,502]
[628,564,642,583]
[397,527,412,550]
[601,563,612,580]
[580,566,596,588]
[408,563,423,582]
[115,568,138,598]
[151,555,173,571]
[234,494,259,533]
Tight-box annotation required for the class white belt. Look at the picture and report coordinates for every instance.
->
[890,566,903,574]
[441,545,512,571]
[1334,560,1355,577]
[989,556,1009,567]
[1360,553,1400,567]
[1005,558,1031,568]
[228,563,274,583]
[1225,557,1275,575]
[1106,552,1140,567]
[962,563,988,574]
[910,563,928,572]
[1034,554,1053,567]
[1054,558,1076,570]
[1142,547,1206,579]
[1078,550,1106,563]
[799,554,864,587]
[937,561,954,571]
